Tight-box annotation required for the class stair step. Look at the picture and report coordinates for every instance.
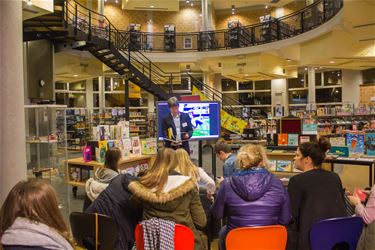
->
[101,56,117,63]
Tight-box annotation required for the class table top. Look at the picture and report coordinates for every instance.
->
[67,154,155,167]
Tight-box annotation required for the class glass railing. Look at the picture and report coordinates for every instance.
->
[117,0,343,52]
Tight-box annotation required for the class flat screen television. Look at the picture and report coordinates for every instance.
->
[157,101,221,140]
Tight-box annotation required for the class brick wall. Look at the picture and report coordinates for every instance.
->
[360,85,375,104]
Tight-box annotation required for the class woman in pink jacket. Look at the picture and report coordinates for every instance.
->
[348,185,375,250]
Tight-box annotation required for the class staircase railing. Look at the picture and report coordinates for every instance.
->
[63,0,249,117]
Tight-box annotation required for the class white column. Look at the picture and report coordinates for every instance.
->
[342,70,361,105]
[147,93,155,113]
[99,76,105,108]
[98,0,104,15]
[86,79,94,109]
[271,79,288,107]
[307,67,316,104]
[0,0,27,204]
[201,0,213,31]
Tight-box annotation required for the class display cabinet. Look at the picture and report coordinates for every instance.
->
[25,105,68,177]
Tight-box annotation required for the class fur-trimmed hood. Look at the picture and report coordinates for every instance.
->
[129,175,196,204]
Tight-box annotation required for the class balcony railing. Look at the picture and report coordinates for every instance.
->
[118,0,343,52]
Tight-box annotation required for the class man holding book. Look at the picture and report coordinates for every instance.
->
[162,97,193,153]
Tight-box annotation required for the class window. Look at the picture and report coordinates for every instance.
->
[324,70,342,86]
[104,77,111,91]
[316,87,342,103]
[184,36,193,49]
[239,81,253,90]
[113,78,124,91]
[93,78,99,91]
[288,74,305,88]
[315,72,322,86]
[93,94,100,107]
[105,93,124,107]
[173,76,190,90]
[362,68,375,84]
[289,90,308,104]
[55,82,67,90]
[221,78,236,91]
[254,80,271,90]
[69,81,86,91]
[223,93,239,105]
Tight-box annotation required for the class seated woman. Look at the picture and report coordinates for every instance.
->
[287,139,347,250]
[129,148,207,250]
[211,144,291,250]
[0,179,74,250]
[86,174,142,250]
[175,148,216,196]
[85,147,121,202]
[348,185,375,250]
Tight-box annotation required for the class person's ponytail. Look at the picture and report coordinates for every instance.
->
[299,138,331,167]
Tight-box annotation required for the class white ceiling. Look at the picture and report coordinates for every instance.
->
[209,0,296,10]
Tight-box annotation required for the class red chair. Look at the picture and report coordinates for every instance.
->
[226,225,287,250]
[135,223,194,250]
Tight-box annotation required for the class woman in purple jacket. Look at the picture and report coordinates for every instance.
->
[211,144,291,250]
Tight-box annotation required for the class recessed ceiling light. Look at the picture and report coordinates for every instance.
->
[186,0,189,3]
[191,2,193,6]
[73,74,78,77]
[27,0,32,6]
[245,74,249,76]
[232,11,235,15]
[199,14,202,17]
[265,5,269,9]
[115,0,118,3]
[304,67,307,71]
[330,60,335,64]
[150,5,154,8]
[286,59,291,62]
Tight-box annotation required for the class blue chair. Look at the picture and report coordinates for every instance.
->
[310,217,363,250]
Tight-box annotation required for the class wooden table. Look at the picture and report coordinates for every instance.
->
[67,155,155,196]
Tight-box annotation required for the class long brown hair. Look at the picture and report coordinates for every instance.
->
[0,179,73,246]
[104,147,122,171]
[175,149,199,182]
[139,148,176,193]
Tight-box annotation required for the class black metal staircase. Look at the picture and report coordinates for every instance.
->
[23,0,249,120]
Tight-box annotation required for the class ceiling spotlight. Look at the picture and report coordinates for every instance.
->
[329,60,335,64]
[191,2,193,6]
[27,0,32,6]
[304,67,307,71]
[232,11,235,15]
[231,5,235,10]
[286,59,291,62]
[73,74,78,77]
[150,5,154,8]
[265,5,269,9]
[186,0,189,3]
[199,14,202,17]
[104,0,107,2]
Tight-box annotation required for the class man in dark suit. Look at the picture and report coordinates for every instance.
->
[162,97,193,153]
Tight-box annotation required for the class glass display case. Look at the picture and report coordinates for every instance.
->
[25,105,68,177]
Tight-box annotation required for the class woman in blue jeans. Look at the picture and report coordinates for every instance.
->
[211,144,291,250]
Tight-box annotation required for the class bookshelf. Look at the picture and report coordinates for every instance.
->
[164,24,176,52]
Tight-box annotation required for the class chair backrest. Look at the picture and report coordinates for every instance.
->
[70,212,118,250]
[226,225,287,250]
[135,223,195,250]
[310,217,363,250]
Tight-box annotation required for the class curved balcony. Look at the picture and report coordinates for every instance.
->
[121,0,343,53]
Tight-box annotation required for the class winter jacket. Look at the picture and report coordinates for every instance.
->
[86,174,142,250]
[85,167,118,201]
[287,169,347,250]
[211,167,291,230]
[129,173,207,250]
[0,217,73,250]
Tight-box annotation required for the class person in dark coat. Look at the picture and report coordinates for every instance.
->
[162,96,193,153]
[86,174,142,250]
[211,144,291,250]
[287,139,347,250]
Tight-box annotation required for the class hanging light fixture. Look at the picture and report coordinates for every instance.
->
[231,5,235,15]
[27,0,32,6]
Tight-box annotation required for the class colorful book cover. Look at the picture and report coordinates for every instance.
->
[131,137,142,155]
[330,146,349,157]
[268,160,277,171]
[302,124,318,135]
[141,138,157,155]
[82,146,92,163]
[288,134,299,146]
[278,134,288,146]
[99,126,106,141]
[107,140,115,148]
[366,133,375,156]
[299,135,311,144]
[98,141,108,163]
[122,138,131,158]
[70,167,81,182]
[346,132,365,154]
[276,160,292,172]
[330,137,346,146]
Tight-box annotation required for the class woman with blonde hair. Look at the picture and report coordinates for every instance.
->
[212,144,291,250]
[129,148,206,250]
[175,148,216,195]
[0,179,74,249]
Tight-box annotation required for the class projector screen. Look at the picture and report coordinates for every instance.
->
[157,101,221,140]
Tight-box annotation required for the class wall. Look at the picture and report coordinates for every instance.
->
[214,0,306,30]
[271,79,288,107]
[104,2,202,32]
[342,70,361,105]
[25,40,54,100]
[360,85,375,105]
